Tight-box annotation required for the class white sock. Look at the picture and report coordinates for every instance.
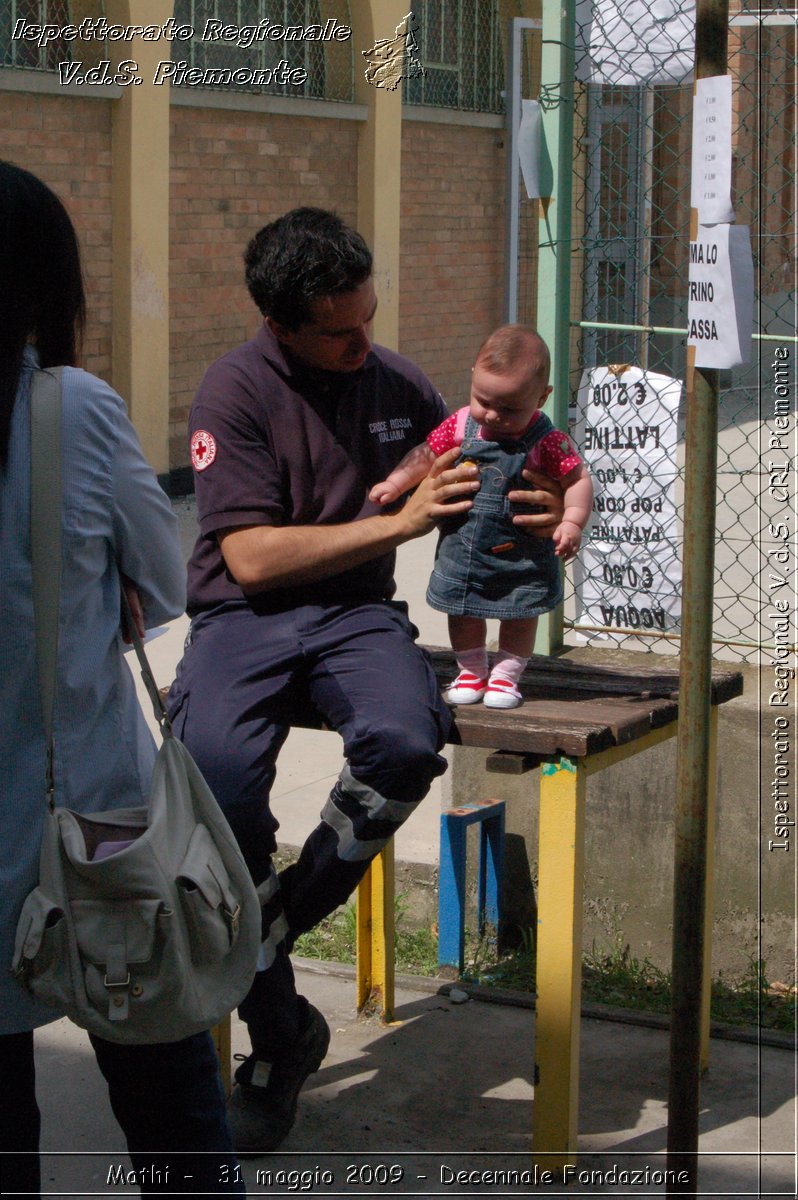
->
[455,646,489,678]
[490,649,528,685]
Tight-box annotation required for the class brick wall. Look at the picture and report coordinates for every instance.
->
[400,120,506,409]
[169,104,358,469]
[0,92,113,379]
[0,87,507,468]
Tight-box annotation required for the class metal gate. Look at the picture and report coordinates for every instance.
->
[505,2,797,664]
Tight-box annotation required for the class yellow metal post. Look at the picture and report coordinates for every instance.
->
[534,756,586,1167]
[355,867,373,1010]
[355,842,396,1020]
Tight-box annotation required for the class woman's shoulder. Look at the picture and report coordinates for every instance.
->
[57,367,128,456]
[59,366,125,413]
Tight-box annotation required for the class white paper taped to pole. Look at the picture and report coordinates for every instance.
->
[571,367,683,644]
[690,75,735,224]
[518,99,542,199]
[687,224,753,368]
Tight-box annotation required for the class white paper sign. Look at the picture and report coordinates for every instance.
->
[575,0,695,86]
[687,224,753,368]
[572,367,683,643]
[518,99,542,199]
[690,76,735,223]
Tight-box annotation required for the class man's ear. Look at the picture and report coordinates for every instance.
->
[265,315,286,340]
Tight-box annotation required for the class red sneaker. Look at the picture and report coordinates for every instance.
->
[443,671,489,705]
[484,676,522,709]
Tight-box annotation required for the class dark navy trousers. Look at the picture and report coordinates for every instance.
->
[0,1029,243,1197]
[167,600,451,1059]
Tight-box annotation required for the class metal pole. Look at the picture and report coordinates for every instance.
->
[504,18,523,324]
[666,1,729,1191]
[535,0,575,442]
[534,0,576,655]
[504,17,543,324]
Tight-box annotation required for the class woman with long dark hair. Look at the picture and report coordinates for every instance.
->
[0,161,244,1196]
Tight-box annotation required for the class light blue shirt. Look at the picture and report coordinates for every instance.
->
[0,351,185,1032]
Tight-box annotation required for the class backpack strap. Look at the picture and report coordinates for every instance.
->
[30,367,65,803]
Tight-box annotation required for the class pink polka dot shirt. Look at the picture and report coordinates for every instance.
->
[426,407,582,481]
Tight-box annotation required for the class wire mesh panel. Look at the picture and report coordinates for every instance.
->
[404,0,521,113]
[172,0,353,101]
[553,1,798,663]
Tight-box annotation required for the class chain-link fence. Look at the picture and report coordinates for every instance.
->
[515,2,796,663]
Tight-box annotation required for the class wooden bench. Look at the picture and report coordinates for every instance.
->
[200,649,742,1165]
[354,648,743,1167]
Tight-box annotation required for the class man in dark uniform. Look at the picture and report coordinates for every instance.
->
[168,208,563,1152]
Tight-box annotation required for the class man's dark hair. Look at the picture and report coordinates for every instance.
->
[0,160,85,468]
[244,207,372,330]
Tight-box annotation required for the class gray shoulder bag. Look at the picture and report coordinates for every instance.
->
[11,367,262,1043]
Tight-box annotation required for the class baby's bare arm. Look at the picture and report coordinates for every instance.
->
[561,464,593,529]
[553,464,594,559]
[369,441,437,504]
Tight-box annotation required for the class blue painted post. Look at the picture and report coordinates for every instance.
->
[478,809,504,936]
[438,800,506,973]
[438,809,468,971]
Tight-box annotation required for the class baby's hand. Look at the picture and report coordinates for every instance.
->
[553,520,583,560]
[369,480,402,505]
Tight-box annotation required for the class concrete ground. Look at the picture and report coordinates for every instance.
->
[33,962,796,1197]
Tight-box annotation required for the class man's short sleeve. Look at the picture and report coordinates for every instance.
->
[189,356,283,537]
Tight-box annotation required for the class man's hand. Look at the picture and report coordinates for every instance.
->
[395,448,480,539]
[508,469,565,539]
[120,574,145,644]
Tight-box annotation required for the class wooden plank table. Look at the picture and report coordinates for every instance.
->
[355,648,744,1166]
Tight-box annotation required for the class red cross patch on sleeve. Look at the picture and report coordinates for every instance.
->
[190,430,217,472]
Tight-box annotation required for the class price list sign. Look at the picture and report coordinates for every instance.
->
[572,367,683,643]
[689,75,735,225]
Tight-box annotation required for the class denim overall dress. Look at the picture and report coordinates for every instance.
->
[426,412,563,620]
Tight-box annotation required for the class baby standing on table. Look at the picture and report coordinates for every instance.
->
[370,325,594,709]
